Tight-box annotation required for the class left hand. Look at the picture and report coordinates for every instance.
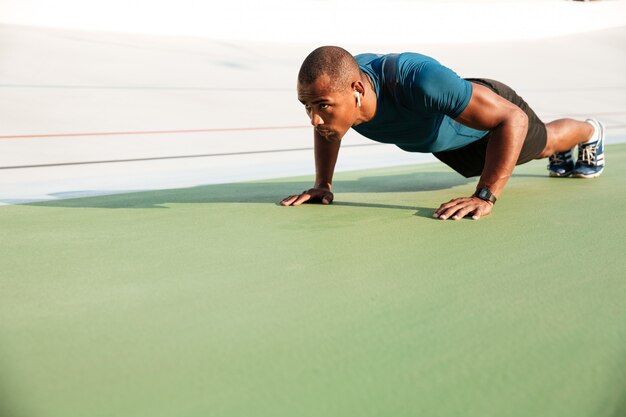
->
[433,196,494,221]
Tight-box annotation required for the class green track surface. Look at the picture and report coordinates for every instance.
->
[2,144,626,417]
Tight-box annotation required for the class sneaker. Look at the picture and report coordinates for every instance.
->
[548,149,574,177]
[573,119,605,178]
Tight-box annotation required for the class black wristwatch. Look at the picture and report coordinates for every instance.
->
[473,187,497,204]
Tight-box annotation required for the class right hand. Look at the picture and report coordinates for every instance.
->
[279,188,334,206]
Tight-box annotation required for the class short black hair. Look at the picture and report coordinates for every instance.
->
[298,46,360,92]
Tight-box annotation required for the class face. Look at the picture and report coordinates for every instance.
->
[297,74,357,142]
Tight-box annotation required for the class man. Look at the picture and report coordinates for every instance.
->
[280,46,605,220]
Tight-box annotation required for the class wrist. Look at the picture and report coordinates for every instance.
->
[314,182,332,191]
[473,187,497,205]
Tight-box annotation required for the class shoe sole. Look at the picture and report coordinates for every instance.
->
[573,167,604,178]
[548,171,572,178]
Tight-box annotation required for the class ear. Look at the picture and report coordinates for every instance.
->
[351,80,365,96]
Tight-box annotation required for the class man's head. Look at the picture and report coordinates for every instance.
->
[297,46,367,141]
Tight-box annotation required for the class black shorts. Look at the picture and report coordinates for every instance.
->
[432,78,547,178]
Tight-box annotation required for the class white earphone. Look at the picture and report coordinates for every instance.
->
[354,91,361,107]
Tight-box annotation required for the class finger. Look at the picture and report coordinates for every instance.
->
[449,201,487,220]
[280,195,299,206]
[436,201,461,220]
[439,201,472,220]
[434,199,456,213]
[321,192,333,205]
[434,202,455,218]
[471,203,492,220]
[450,205,477,220]
[434,198,470,217]
[291,193,311,206]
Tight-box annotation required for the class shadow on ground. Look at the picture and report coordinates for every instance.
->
[27,171,473,209]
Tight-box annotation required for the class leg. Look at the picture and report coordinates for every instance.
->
[536,118,593,159]
[456,79,603,177]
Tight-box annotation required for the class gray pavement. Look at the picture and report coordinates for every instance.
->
[1,22,625,204]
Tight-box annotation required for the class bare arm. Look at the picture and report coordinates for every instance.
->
[434,83,529,220]
[280,130,341,206]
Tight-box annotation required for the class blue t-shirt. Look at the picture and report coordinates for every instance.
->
[352,53,488,153]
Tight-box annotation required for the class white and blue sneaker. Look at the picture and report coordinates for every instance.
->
[548,149,574,177]
[573,119,605,178]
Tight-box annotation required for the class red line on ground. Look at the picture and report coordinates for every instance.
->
[0,125,310,140]
[2,111,626,140]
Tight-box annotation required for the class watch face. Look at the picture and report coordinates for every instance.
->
[475,188,495,204]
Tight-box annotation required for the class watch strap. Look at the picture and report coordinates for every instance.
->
[473,187,497,204]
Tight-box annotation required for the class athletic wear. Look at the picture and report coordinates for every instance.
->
[353,53,488,153]
[352,53,547,178]
[432,78,547,178]
[573,119,605,178]
[548,150,575,177]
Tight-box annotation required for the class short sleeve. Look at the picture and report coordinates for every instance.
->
[405,59,473,118]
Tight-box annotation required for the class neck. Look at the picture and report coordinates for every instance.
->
[358,73,377,123]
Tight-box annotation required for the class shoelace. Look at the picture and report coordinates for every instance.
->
[579,143,598,165]
[550,152,568,165]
